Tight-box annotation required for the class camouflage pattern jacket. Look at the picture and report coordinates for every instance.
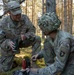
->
[0,14,36,56]
[37,30,74,75]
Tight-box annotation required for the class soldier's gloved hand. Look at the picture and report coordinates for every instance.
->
[8,40,15,51]
[21,34,27,41]
[31,54,39,62]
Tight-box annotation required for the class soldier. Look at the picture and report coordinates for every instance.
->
[0,1,41,72]
[29,12,74,75]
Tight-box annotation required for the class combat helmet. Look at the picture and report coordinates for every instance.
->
[38,12,61,35]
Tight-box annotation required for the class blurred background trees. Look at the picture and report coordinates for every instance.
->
[21,0,74,36]
[0,0,74,35]
[56,0,73,34]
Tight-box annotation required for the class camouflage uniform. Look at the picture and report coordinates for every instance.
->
[0,1,41,72]
[32,12,74,75]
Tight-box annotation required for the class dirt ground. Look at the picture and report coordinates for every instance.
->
[0,48,45,75]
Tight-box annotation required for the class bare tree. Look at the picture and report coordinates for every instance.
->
[42,0,44,14]
[67,0,73,34]
[64,0,68,32]
[42,0,45,38]
[32,0,35,24]
[64,0,73,33]
[46,0,56,13]
[25,0,27,15]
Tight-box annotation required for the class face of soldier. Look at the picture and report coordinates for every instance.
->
[10,12,21,21]
[42,30,50,35]
[39,23,52,35]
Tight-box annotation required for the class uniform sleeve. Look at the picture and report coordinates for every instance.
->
[37,50,44,59]
[0,19,6,43]
[0,31,11,51]
[21,15,36,39]
[38,38,70,75]
[0,18,11,51]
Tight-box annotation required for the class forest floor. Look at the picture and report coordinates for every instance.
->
[0,47,45,75]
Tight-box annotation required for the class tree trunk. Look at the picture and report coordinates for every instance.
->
[61,0,64,30]
[42,0,44,14]
[42,0,45,39]
[32,0,35,24]
[64,0,73,33]
[68,0,73,34]
[46,0,56,13]
[25,0,27,15]
[64,0,68,32]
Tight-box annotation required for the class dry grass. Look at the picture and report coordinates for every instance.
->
[0,47,45,75]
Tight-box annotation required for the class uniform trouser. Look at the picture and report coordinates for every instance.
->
[13,70,41,75]
[0,55,14,72]
[61,64,74,75]
[0,41,15,72]
[29,71,40,75]
[19,36,41,55]
[0,36,41,72]
[61,52,74,75]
